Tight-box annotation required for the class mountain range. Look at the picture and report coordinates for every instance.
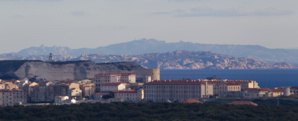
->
[8,39,298,66]
[0,39,297,69]
[0,50,294,70]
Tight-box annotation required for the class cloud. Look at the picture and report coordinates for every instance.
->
[70,11,87,16]
[154,7,294,17]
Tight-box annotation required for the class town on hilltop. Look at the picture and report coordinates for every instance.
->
[0,55,297,107]
[1,69,298,107]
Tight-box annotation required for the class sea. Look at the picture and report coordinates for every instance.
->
[160,69,298,88]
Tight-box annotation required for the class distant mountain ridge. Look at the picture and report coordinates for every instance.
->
[0,50,294,70]
[4,39,298,65]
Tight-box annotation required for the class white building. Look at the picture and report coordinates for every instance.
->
[243,88,284,98]
[100,83,127,92]
[144,80,213,102]
[94,73,136,91]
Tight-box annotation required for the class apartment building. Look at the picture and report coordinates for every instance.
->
[211,81,241,96]
[114,89,144,102]
[0,89,27,107]
[144,80,213,102]
[94,73,136,91]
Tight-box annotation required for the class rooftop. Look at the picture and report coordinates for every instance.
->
[145,80,210,85]
[269,88,283,92]
[181,99,203,104]
[115,90,137,93]
[101,82,125,86]
[243,88,268,92]
[229,101,258,106]
[96,73,136,76]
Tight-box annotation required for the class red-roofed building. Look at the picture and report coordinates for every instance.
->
[94,73,136,91]
[243,88,284,98]
[181,99,203,104]
[144,80,213,102]
[268,88,284,97]
[229,101,258,106]
[212,81,241,96]
[114,89,144,102]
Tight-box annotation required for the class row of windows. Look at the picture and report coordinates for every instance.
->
[116,93,137,96]
[145,85,201,89]
[145,90,200,93]
[145,94,199,98]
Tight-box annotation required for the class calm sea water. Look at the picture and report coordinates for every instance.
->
[160,69,298,88]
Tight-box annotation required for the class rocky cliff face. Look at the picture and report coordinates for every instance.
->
[0,60,159,81]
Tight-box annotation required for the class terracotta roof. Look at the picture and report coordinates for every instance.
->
[96,73,135,76]
[115,90,137,93]
[94,92,100,95]
[229,101,258,106]
[225,82,240,86]
[269,88,283,93]
[101,82,124,86]
[243,88,268,92]
[181,99,203,104]
[145,80,208,85]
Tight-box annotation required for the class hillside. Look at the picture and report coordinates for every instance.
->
[10,39,298,65]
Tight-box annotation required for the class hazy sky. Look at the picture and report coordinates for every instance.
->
[1,0,298,53]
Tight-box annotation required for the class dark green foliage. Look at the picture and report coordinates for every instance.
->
[0,102,297,121]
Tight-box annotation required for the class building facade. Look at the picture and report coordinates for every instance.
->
[94,73,136,91]
[144,80,213,102]
[0,89,27,107]
[114,89,144,102]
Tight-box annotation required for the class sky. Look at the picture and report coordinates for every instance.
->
[0,0,298,53]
